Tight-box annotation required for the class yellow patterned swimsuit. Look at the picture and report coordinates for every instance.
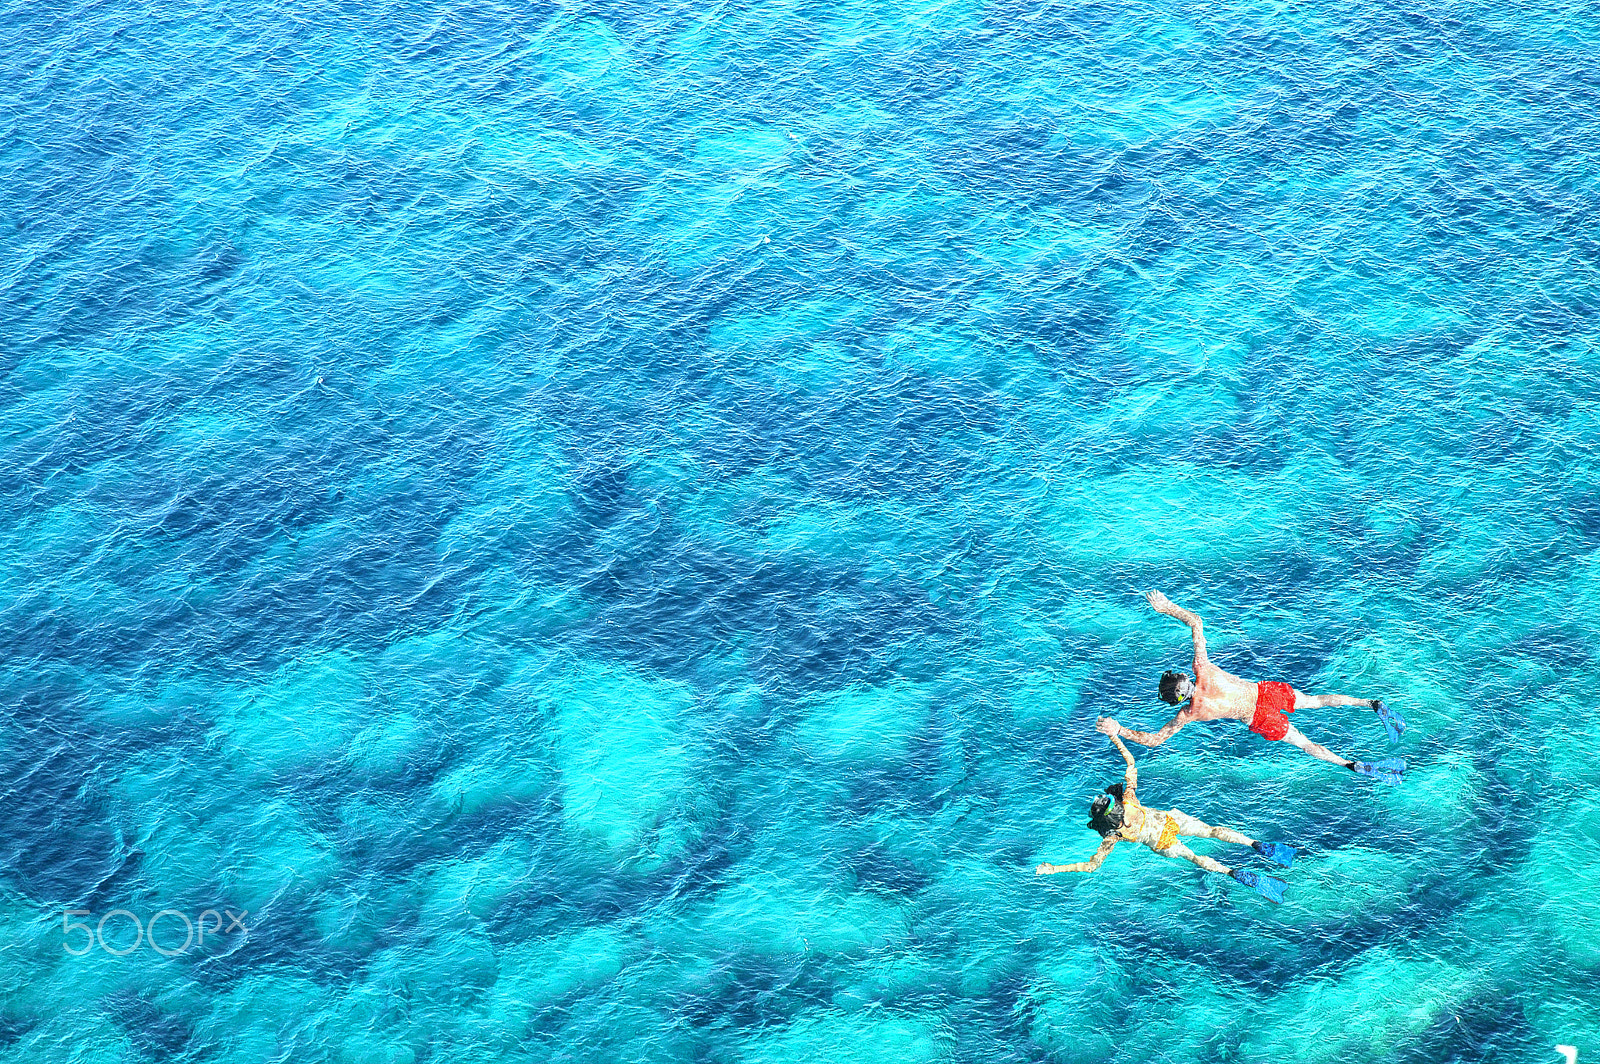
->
[1119,795,1181,852]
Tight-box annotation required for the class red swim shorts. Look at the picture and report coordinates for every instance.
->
[1248,681,1297,742]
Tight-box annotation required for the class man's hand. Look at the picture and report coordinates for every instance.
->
[1146,590,1173,611]
[1095,716,1121,737]
[1035,863,1054,875]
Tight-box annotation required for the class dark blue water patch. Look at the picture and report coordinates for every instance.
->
[193,240,246,286]
[1396,991,1531,1064]
[1253,87,1368,152]
[707,374,1006,498]
[0,0,87,46]
[1193,11,1330,75]
[1194,416,1297,476]
[151,528,457,674]
[1067,162,1156,225]
[975,0,1108,43]
[948,992,1054,1064]
[1447,542,1584,615]
[1554,494,1600,543]
[1081,397,1294,478]
[0,718,129,906]
[1000,284,1121,377]
[33,385,185,482]
[532,274,775,396]
[880,370,1007,444]
[6,361,258,502]
[384,0,555,64]
[1212,558,1378,639]
[461,786,745,937]
[477,178,657,278]
[850,38,966,111]
[593,0,708,57]
[1112,890,1474,1001]
[1074,658,1164,730]
[1208,636,1333,693]
[1369,866,1488,943]
[105,991,196,1063]
[934,122,1076,208]
[848,839,934,897]
[1333,488,1430,552]
[511,846,677,927]
[985,968,1092,1063]
[1460,407,1550,467]
[668,951,836,1033]
[1014,723,1122,804]
[566,461,634,532]
[1248,789,1383,859]
[1464,754,1537,869]
[532,511,973,689]
[188,890,376,987]
[1506,289,1600,337]
[639,830,744,912]
[0,1016,31,1054]
[71,837,159,918]
[0,595,85,675]
[2,204,210,357]
[748,581,968,692]
[1324,4,1472,70]
[837,758,950,824]
[1502,626,1590,673]
[1508,377,1584,433]
[316,772,564,894]
[2,403,497,678]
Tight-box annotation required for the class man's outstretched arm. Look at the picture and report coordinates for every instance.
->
[1037,836,1117,875]
[1099,713,1187,749]
[1147,590,1208,667]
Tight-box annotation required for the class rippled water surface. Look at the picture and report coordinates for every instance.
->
[3,0,1599,1060]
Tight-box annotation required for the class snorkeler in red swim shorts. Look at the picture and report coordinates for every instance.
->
[1095,592,1407,785]
[1249,680,1296,741]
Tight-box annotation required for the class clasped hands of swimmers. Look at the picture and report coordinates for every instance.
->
[1035,591,1408,903]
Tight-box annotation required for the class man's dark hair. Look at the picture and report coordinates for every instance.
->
[1158,670,1188,705]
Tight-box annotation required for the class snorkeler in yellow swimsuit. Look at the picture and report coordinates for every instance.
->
[1035,732,1296,903]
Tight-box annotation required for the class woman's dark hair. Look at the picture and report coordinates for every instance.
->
[1158,670,1188,705]
[1087,784,1126,836]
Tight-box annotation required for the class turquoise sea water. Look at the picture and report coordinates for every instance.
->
[3,0,1600,1059]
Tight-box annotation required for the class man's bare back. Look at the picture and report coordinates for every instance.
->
[1095,591,1407,784]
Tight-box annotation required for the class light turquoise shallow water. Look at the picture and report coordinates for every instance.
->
[2,0,1599,1060]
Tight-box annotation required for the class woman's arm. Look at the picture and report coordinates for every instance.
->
[1037,836,1117,875]
[1147,590,1208,667]
[1109,732,1137,794]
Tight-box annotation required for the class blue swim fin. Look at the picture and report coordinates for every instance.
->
[1353,758,1406,785]
[1252,841,1297,868]
[1230,868,1287,904]
[1374,700,1406,743]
